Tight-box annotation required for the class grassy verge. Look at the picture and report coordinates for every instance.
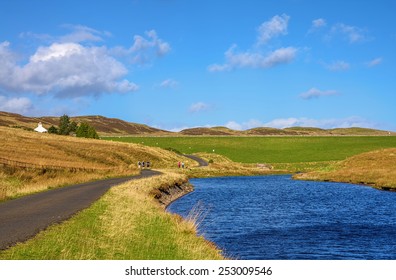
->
[294,148,396,190]
[0,166,139,201]
[0,171,224,260]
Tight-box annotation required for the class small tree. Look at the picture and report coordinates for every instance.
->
[76,122,89,137]
[48,125,58,134]
[59,114,71,135]
[69,121,78,134]
[87,125,99,139]
[76,122,99,139]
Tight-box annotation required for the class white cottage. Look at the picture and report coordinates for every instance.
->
[34,122,48,133]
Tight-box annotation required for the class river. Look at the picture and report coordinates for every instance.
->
[167,175,396,259]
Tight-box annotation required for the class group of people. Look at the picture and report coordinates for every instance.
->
[138,161,151,169]
[177,161,185,169]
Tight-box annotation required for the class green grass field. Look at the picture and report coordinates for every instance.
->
[105,136,396,163]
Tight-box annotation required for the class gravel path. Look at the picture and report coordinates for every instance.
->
[0,169,161,250]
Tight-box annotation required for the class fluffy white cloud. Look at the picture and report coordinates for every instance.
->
[209,46,297,72]
[0,41,138,98]
[366,57,383,68]
[209,14,296,72]
[0,96,33,114]
[0,28,171,98]
[189,102,210,113]
[325,60,350,71]
[299,88,339,99]
[113,30,171,64]
[257,14,290,45]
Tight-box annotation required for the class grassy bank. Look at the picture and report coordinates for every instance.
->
[179,152,276,178]
[105,136,396,164]
[294,148,396,190]
[0,172,224,260]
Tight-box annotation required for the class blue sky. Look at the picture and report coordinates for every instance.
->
[0,0,395,131]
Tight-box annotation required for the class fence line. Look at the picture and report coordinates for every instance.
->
[0,157,114,172]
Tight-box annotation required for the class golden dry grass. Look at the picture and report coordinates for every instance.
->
[294,148,396,189]
[0,126,194,200]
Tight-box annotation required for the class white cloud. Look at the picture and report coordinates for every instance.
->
[0,41,138,98]
[325,60,350,71]
[257,14,290,45]
[225,119,264,130]
[312,18,327,29]
[20,25,110,44]
[59,25,108,43]
[307,18,327,34]
[366,57,383,68]
[159,79,179,89]
[209,14,297,72]
[331,23,366,43]
[225,121,243,130]
[263,116,377,129]
[0,96,33,114]
[208,46,297,72]
[131,30,170,54]
[189,102,210,113]
[207,63,232,72]
[299,87,339,99]
[262,47,297,67]
[121,30,171,64]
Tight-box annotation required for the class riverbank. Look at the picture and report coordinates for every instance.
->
[293,148,396,191]
[0,171,224,260]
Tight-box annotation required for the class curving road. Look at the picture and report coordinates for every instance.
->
[183,154,209,167]
[0,169,161,250]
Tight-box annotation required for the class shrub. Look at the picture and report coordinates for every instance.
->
[76,122,99,139]
[48,126,58,134]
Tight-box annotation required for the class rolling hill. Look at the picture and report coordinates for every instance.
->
[1,111,395,136]
[0,111,170,136]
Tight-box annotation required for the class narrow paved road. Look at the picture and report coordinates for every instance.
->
[0,169,161,250]
[183,154,209,167]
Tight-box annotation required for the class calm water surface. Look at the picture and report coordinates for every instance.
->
[167,175,396,259]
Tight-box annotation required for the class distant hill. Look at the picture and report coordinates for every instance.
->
[245,127,294,135]
[1,111,395,136]
[0,111,170,136]
[180,125,395,136]
[180,126,239,136]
